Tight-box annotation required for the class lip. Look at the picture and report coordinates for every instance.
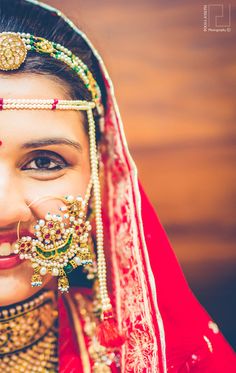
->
[0,253,24,270]
[0,231,32,270]
[0,230,33,244]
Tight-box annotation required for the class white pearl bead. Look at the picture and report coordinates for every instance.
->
[39,219,45,227]
[52,267,59,276]
[40,267,47,276]
[74,257,82,266]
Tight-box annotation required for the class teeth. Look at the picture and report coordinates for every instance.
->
[0,242,17,257]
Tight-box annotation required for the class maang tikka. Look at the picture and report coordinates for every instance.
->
[15,180,93,293]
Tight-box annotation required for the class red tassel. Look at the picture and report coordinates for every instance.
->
[96,311,125,348]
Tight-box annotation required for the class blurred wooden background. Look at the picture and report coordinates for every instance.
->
[46,0,236,348]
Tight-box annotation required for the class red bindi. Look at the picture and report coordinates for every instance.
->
[0,140,2,146]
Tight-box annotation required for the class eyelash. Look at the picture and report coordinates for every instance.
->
[21,150,69,172]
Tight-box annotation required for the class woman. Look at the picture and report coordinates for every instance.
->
[0,0,235,372]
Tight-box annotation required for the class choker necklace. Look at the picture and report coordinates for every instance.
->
[0,290,58,372]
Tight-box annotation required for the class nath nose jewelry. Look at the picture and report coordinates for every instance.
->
[15,181,93,293]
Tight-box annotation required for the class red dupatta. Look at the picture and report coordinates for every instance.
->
[58,66,236,372]
[25,2,236,372]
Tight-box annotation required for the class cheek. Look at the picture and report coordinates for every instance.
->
[23,162,91,206]
[19,164,91,226]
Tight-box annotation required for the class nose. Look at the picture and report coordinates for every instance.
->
[0,167,31,227]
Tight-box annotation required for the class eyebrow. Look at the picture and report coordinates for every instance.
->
[20,138,83,152]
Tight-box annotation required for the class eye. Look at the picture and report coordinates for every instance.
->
[21,150,69,172]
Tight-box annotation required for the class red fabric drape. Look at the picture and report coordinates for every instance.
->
[139,184,236,372]
[59,296,83,373]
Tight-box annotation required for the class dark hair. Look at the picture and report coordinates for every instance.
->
[0,0,106,139]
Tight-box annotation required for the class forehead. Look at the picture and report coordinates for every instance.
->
[0,73,85,144]
[0,73,70,98]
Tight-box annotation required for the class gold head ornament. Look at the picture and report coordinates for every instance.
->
[0,32,103,114]
[0,32,27,70]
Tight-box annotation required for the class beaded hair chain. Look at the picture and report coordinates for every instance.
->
[0,32,103,114]
[0,98,95,111]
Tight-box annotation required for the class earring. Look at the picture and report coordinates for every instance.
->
[14,182,93,293]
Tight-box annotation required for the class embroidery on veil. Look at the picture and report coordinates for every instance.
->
[103,102,159,372]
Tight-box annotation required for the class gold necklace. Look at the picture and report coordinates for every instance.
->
[0,290,58,372]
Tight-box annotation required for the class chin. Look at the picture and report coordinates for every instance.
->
[0,261,52,306]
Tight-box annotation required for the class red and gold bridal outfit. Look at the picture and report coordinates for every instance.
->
[0,1,235,372]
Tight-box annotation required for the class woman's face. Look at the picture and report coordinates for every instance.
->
[0,73,91,306]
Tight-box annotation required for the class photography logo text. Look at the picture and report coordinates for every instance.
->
[203,4,231,32]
